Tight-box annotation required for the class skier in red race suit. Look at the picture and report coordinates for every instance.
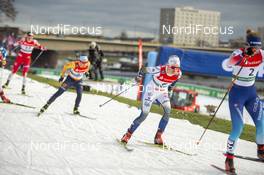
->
[121,55,182,145]
[2,32,47,95]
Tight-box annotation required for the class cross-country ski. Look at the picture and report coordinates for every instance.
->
[234,154,264,163]
[211,164,237,175]
[65,112,97,120]
[138,140,196,156]
[116,138,134,152]
[0,101,35,109]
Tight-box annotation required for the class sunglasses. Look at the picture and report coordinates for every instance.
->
[78,61,88,65]
[169,66,179,69]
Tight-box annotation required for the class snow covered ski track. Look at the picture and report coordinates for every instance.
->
[0,70,263,175]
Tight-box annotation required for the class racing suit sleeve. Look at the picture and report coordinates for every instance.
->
[227,49,244,67]
[145,66,161,74]
[60,62,75,78]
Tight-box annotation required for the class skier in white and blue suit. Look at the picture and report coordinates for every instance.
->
[121,55,182,145]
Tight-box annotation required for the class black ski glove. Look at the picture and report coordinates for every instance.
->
[85,72,89,78]
[135,68,144,83]
[245,47,255,56]
[168,85,173,92]
[59,76,64,83]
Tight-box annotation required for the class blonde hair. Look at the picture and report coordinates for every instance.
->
[246,29,260,38]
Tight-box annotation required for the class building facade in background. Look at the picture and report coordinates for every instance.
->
[159,7,220,47]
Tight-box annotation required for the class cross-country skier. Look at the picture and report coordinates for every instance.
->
[38,55,90,116]
[121,55,182,145]
[224,30,264,173]
[0,47,10,103]
[2,32,47,94]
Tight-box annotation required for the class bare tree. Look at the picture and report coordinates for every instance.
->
[0,0,17,21]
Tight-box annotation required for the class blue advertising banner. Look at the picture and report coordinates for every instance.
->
[157,46,264,79]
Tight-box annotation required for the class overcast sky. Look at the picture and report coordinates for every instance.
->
[2,0,264,40]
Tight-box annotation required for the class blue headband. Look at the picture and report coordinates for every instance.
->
[247,35,262,46]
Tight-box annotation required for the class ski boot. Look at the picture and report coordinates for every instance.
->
[121,130,132,144]
[0,91,10,103]
[2,80,9,89]
[154,129,164,145]
[225,152,236,174]
[73,107,80,115]
[38,103,50,116]
[21,85,26,95]
[257,144,264,160]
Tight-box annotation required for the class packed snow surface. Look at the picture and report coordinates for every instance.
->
[0,70,262,175]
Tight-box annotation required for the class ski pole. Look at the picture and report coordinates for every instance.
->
[196,56,249,145]
[0,65,4,87]
[11,45,19,52]
[99,83,137,107]
[31,50,44,66]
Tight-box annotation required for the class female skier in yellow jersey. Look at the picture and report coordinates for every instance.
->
[38,55,90,116]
